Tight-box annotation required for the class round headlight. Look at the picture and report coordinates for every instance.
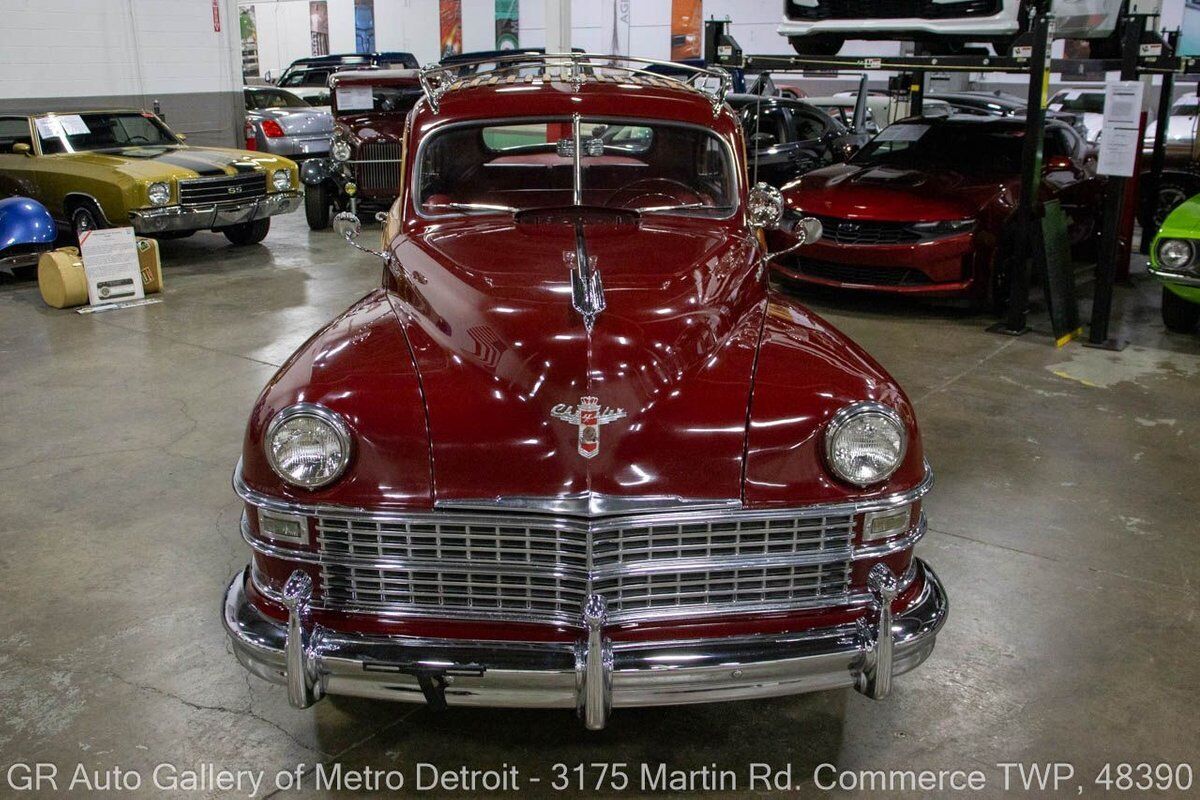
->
[825,402,906,487]
[331,138,352,162]
[1157,238,1195,272]
[148,181,170,206]
[265,404,352,489]
[272,168,292,192]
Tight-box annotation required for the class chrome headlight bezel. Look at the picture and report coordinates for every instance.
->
[331,138,352,162]
[1157,238,1196,273]
[264,403,353,490]
[147,181,171,206]
[824,401,907,488]
[271,168,292,192]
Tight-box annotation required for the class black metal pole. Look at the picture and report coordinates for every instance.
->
[1087,16,1144,348]
[992,13,1051,335]
[1143,29,1177,248]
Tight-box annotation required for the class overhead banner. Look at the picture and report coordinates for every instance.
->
[670,0,702,61]
[309,1,329,56]
[355,0,375,54]
[239,6,259,79]
[440,0,462,58]
[495,0,518,50]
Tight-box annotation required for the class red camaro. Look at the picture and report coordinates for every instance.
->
[772,115,1103,309]
[223,55,947,729]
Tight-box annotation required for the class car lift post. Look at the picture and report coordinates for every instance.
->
[989,13,1052,337]
[1085,15,1146,351]
[1142,29,1177,253]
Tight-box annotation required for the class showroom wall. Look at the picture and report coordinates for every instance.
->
[0,0,243,147]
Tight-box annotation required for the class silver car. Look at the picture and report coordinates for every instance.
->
[243,87,333,160]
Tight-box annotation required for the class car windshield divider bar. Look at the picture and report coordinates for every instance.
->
[417,53,732,115]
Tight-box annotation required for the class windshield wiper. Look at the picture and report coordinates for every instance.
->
[425,201,518,213]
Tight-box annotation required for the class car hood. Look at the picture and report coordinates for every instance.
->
[785,162,1007,221]
[389,215,764,506]
[251,107,334,136]
[53,146,287,181]
[1157,194,1200,240]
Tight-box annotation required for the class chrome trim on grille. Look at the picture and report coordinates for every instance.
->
[235,462,931,627]
[350,142,401,194]
[178,172,267,206]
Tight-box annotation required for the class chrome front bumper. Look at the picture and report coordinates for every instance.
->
[223,559,947,729]
[1148,264,1200,288]
[129,192,301,234]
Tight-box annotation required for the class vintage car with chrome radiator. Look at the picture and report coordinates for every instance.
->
[0,110,299,246]
[301,69,423,230]
[224,54,948,729]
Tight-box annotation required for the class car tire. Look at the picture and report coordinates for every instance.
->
[305,183,332,230]
[1143,177,1194,233]
[788,35,844,57]
[223,218,270,246]
[69,201,105,244]
[1162,286,1200,333]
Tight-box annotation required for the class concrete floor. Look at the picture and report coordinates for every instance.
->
[1,209,1197,799]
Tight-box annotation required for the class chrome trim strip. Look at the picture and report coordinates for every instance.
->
[1149,264,1200,287]
[436,492,742,516]
[232,459,934,524]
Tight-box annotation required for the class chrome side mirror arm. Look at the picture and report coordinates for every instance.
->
[761,216,824,265]
[332,211,389,262]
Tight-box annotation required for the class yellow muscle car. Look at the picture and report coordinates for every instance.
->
[0,110,300,245]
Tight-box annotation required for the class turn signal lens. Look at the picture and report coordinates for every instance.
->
[862,506,912,542]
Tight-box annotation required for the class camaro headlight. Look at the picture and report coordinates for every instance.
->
[147,181,170,206]
[331,138,352,162]
[911,218,975,237]
[1157,238,1195,272]
[272,169,292,192]
[265,403,352,489]
[825,402,906,487]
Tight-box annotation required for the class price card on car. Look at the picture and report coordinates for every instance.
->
[335,85,373,111]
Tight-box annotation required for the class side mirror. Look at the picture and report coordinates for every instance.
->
[263,71,275,84]
[791,216,823,246]
[175,133,188,143]
[12,142,31,156]
[748,182,784,230]
[333,211,388,262]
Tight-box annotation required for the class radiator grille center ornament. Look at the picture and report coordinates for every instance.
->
[551,396,626,459]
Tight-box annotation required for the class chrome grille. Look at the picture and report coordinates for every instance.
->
[313,509,855,625]
[178,173,267,205]
[351,142,402,195]
[810,215,922,246]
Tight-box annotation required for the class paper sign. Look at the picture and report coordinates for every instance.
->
[34,116,64,139]
[1097,81,1144,178]
[59,115,89,135]
[79,227,144,306]
[335,86,373,111]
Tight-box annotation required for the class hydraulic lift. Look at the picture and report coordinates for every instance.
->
[705,9,1189,347]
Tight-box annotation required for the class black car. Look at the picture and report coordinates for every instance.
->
[928,91,1087,138]
[726,93,869,187]
[274,52,419,92]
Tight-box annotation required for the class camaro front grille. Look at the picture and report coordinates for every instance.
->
[313,509,854,624]
[786,0,1001,21]
[351,142,402,196]
[178,173,268,205]
[812,215,923,246]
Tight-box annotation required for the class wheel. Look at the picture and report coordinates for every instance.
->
[1162,286,1200,333]
[981,223,1018,315]
[222,217,270,246]
[69,201,105,244]
[305,182,332,230]
[788,35,844,57]
[1145,178,1193,232]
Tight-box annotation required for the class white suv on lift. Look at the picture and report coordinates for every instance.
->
[779,0,1124,57]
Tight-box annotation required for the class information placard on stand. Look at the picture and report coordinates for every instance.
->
[79,227,144,306]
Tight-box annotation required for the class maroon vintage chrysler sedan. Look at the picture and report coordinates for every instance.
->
[223,54,947,729]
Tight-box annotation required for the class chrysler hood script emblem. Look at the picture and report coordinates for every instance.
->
[551,396,626,459]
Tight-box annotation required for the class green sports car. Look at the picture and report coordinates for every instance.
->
[1151,194,1200,333]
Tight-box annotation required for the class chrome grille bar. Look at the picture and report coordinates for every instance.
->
[350,142,401,194]
[178,173,267,206]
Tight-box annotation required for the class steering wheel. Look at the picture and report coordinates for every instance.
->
[606,178,703,210]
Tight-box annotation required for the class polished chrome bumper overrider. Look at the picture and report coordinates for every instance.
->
[129,192,301,234]
[223,559,947,729]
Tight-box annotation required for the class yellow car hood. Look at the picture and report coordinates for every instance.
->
[63,146,284,181]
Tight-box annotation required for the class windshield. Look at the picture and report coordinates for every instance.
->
[1051,91,1104,114]
[851,123,1024,175]
[246,89,310,110]
[34,112,179,154]
[1173,98,1200,116]
[417,118,736,217]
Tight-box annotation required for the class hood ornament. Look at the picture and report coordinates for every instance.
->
[551,396,626,459]
[567,221,605,332]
